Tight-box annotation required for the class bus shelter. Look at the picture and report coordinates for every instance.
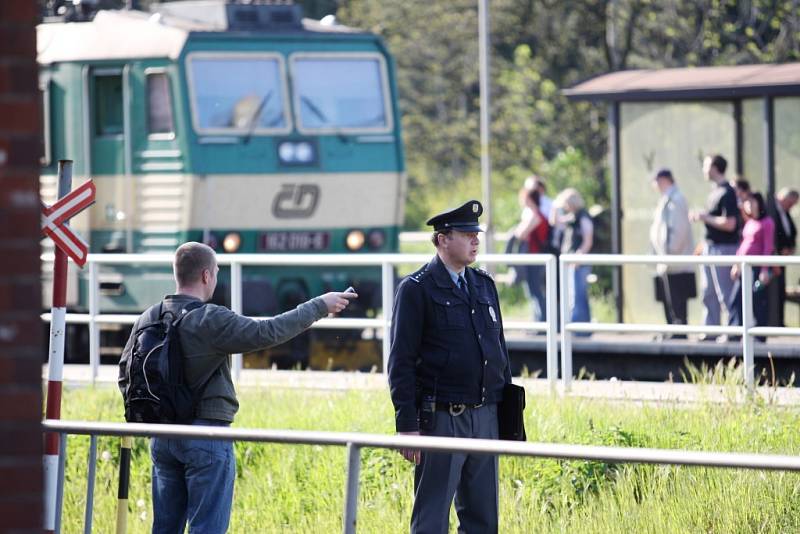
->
[565,62,800,326]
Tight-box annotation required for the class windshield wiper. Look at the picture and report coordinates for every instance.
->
[242,90,273,145]
[300,95,353,143]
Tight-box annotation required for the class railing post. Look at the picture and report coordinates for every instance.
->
[545,255,558,391]
[381,261,394,374]
[342,443,361,534]
[741,261,754,389]
[55,432,67,534]
[116,436,132,534]
[88,260,99,384]
[84,435,97,534]
[559,258,572,390]
[230,261,243,381]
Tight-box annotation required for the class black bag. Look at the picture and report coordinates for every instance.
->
[498,383,527,441]
[654,271,697,302]
[121,301,204,424]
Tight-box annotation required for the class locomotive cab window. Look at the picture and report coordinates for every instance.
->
[186,53,290,135]
[290,53,392,134]
[93,72,124,137]
[146,71,175,137]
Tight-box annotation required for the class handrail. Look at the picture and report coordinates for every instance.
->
[40,252,557,386]
[41,252,800,389]
[559,253,800,391]
[41,418,800,534]
[42,419,800,470]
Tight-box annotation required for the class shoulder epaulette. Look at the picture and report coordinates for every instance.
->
[407,265,430,284]
[473,267,493,280]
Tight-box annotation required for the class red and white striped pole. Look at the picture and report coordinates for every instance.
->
[43,159,72,533]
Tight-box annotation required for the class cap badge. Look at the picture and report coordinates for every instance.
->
[472,203,479,213]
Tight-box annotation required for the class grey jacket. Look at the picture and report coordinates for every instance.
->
[119,293,328,422]
[649,185,694,274]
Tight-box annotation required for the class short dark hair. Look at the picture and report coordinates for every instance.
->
[527,189,541,207]
[655,168,674,182]
[431,229,452,247]
[711,154,727,175]
[734,177,750,192]
[174,242,216,286]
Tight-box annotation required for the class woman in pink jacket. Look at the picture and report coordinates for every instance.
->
[728,192,775,335]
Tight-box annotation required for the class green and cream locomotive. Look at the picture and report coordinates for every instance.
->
[38,1,406,367]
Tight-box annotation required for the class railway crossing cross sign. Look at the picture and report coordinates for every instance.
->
[40,180,95,267]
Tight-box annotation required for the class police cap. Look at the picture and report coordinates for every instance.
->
[426,200,483,232]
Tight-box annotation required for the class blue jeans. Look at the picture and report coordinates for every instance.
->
[151,419,235,534]
[570,265,591,325]
[524,265,547,321]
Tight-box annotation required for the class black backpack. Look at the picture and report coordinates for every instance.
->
[121,300,204,424]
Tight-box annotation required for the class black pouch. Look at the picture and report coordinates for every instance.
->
[419,393,436,432]
[498,383,526,441]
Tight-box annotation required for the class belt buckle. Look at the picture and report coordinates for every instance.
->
[449,403,466,416]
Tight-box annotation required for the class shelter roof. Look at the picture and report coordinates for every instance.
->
[564,62,800,102]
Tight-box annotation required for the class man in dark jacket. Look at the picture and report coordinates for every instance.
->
[769,188,798,326]
[119,242,356,533]
[388,200,511,534]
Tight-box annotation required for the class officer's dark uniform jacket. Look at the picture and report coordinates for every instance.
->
[388,254,512,433]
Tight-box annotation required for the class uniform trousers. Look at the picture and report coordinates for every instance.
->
[412,403,498,534]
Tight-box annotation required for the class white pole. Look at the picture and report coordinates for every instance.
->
[231,261,243,381]
[741,263,754,389]
[88,260,99,383]
[478,0,493,253]
[560,258,572,390]
[381,261,394,374]
[545,255,558,391]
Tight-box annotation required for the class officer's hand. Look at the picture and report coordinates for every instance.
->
[320,291,358,314]
[398,431,421,465]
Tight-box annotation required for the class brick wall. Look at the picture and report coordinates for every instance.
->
[0,1,44,532]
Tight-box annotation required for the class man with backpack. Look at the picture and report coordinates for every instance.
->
[118,242,356,533]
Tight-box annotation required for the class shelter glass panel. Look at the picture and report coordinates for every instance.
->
[741,98,766,193]
[146,72,174,136]
[188,56,287,131]
[619,101,734,324]
[775,96,800,327]
[292,56,388,131]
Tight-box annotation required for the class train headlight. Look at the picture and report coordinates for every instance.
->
[277,140,316,165]
[345,230,366,251]
[367,229,385,250]
[222,232,242,253]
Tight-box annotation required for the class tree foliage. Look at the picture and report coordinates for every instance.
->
[41,0,800,231]
[336,0,800,230]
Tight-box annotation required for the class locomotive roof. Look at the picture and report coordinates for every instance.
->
[38,8,366,65]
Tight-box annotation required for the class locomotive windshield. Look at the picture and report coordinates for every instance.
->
[290,54,391,133]
[187,53,289,133]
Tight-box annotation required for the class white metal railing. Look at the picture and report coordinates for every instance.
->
[41,252,800,390]
[559,254,800,390]
[42,418,800,534]
[41,252,557,385]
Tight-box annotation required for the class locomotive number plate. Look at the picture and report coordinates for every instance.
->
[260,231,330,251]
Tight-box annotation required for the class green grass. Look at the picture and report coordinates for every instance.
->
[58,386,800,533]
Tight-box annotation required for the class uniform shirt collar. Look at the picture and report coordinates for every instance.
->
[440,260,466,286]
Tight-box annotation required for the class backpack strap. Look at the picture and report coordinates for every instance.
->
[170,299,205,328]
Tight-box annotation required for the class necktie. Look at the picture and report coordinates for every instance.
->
[458,275,469,298]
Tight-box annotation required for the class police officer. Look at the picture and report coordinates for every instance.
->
[388,200,511,534]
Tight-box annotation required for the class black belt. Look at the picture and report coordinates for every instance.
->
[435,402,483,416]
